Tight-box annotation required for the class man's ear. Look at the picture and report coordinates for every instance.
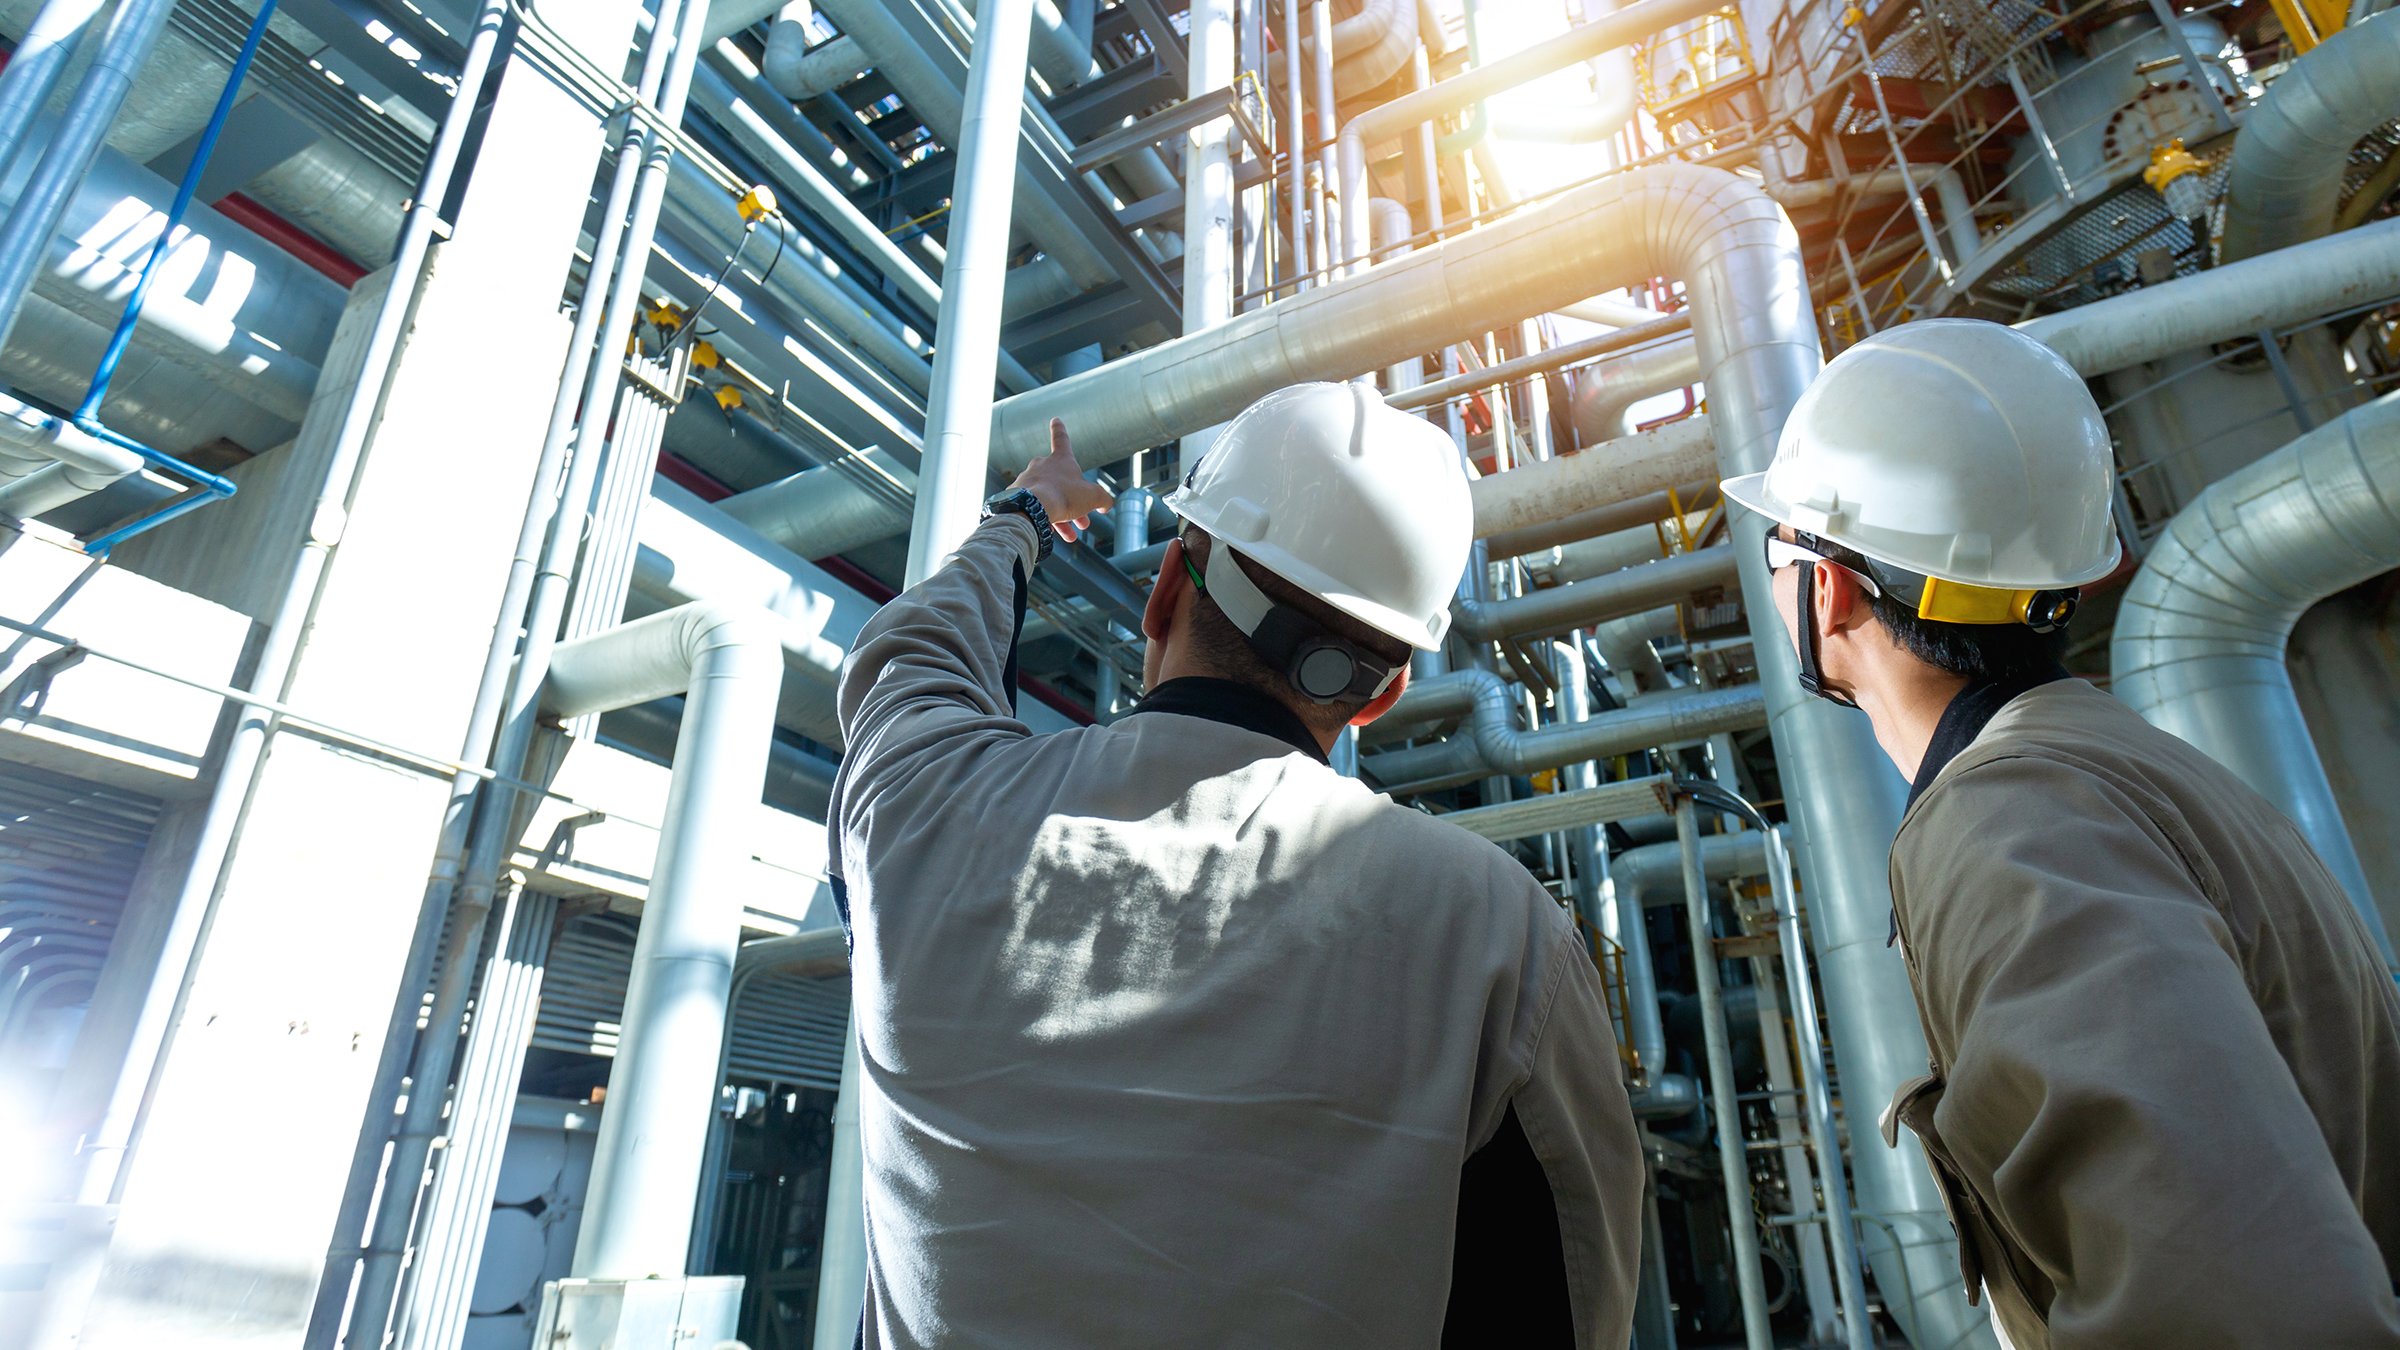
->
[1143,538,1188,643]
[1350,662,1411,728]
[1813,560,1873,637]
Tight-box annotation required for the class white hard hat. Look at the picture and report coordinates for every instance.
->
[1164,382,1471,651]
[1722,319,2122,602]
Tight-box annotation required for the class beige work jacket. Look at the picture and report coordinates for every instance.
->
[1887,677,2400,1348]
[828,516,1643,1349]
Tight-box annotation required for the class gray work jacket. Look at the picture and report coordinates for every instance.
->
[828,515,1643,1349]
[1886,677,2400,1348]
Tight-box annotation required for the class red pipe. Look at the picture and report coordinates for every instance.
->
[212,193,367,287]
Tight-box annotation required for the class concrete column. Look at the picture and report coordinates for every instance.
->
[67,5,650,1346]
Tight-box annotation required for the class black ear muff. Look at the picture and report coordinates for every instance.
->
[1294,643,1359,703]
[2022,589,2079,633]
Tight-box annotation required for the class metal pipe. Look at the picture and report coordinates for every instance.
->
[2218,12,2400,263]
[1335,0,1722,269]
[1569,334,1700,443]
[549,603,787,1278]
[1484,486,1704,560]
[75,0,278,425]
[1674,796,1773,1350]
[0,392,143,520]
[2017,218,2400,376]
[1311,0,1339,275]
[31,6,521,1348]
[1396,313,1693,410]
[0,0,177,354]
[761,10,873,98]
[1096,486,1152,716]
[903,0,1035,586]
[1605,826,1764,1074]
[1766,827,1874,1350]
[1453,543,1735,641]
[1283,0,1311,288]
[1362,676,1766,793]
[2110,389,2400,965]
[1472,416,1716,542]
[0,0,107,178]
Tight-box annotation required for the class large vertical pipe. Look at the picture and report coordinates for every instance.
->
[0,0,108,177]
[1675,797,1773,1350]
[1311,0,1340,275]
[902,0,1038,587]
[1283,0,1312,288]
[0,0,177,354]
[1184,0,1237,459]
[1096,486,1152,717]
[561,607,784,1279]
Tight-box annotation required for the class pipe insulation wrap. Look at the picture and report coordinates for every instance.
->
[0,388,143,518]
[2110,389,2400,960]
[1569,334,1702,443]
[550,601,786,1281]
[1477,415,1718,539]
[2018,218,2400,376]
[1454,543,1737,641]
[2217,12,2400,264]
[1361,674,1766,793]
[989,163,1757,470]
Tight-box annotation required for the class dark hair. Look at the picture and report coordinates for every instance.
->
[1179,527,1413,736]
[1811,534,2069,682]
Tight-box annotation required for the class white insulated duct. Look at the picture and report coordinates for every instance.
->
[762,12,873,99]
[2110,390,2400,963]
[2217,12,2400,264]
[0,389,142,519]
[716,449,915,560]
[544,601,786,1281]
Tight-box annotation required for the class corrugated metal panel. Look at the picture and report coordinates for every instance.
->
[532,913,848,1091]
[0,764,163,1067]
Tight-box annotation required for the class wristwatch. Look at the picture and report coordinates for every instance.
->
[982,488,1054,562]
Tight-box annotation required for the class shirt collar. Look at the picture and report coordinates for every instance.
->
[1906,664,2072,809]
[1124,677,1330,764]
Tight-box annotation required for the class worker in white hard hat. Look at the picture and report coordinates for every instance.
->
[1724,319,2400,1348]
[828,382,1644,1349]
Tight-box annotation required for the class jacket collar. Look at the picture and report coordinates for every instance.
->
[1125,677,1330,764]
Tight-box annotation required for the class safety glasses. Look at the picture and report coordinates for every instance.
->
[1763,533,1882,598]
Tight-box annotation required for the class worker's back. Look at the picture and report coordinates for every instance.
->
[834,684,1629,1348]
[1890,677,2400,1345]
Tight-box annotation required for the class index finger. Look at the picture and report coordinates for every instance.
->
[1049,417,1072,463]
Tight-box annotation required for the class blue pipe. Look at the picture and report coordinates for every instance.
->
[69,0,275,554]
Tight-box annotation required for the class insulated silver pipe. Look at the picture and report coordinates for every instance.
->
[1281,0,1311,288]
[904,0,1035,585]
[0,391,142,519]
[2218,12,2400,264]
[0,0,106,177]
[1568,333,1700,444]
[2019,218,2400,375]
[1311,0,1339,276]
[549,603,787,1278]
[1453,543,1736,641]
[1675,797,1774,1350]
[0,0,175,353]
[1362,676,1766,793]
[1606,828,1763,1075]
[2111,389,2400,964]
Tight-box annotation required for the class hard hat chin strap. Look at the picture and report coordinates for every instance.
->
[1793,559,1862,711]
[1191,537,1403,705]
